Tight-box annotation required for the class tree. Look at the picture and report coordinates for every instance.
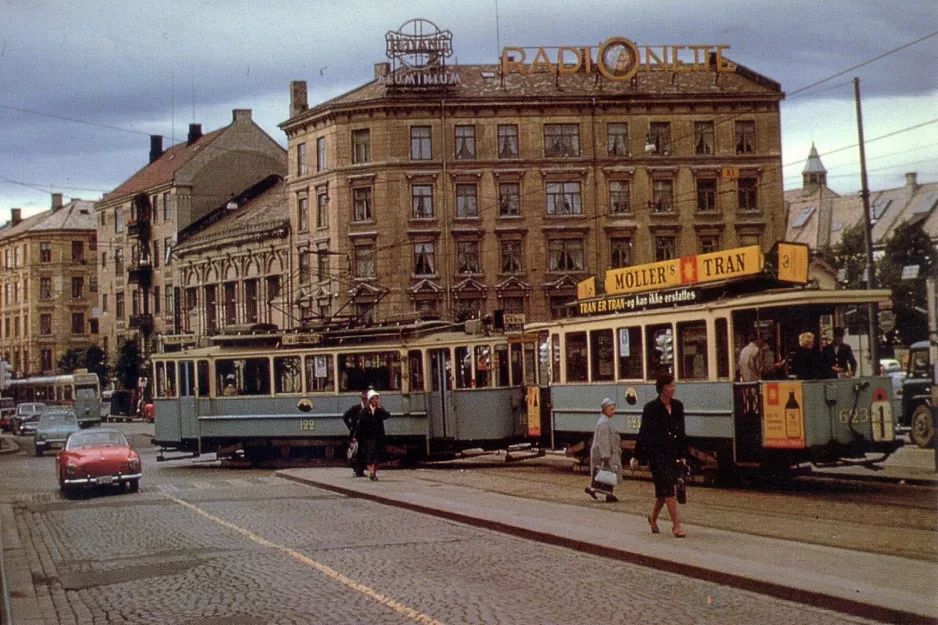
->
[880,220,936,346]
[57,348,85,375]
[830,223,871,335]
[57,346,111,387]
[114,338,143,391]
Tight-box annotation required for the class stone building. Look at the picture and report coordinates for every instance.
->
[280,24,786,324]
[0,195,98,376]
[94,110,286,360]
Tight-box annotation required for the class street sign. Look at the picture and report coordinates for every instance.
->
[721,167,740,180]
[901,265,920,280]
[878,310,896,333]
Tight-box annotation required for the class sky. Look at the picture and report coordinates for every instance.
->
[1,0,936,220]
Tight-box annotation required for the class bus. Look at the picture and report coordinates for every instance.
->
[7,371,102,429]
[152,320,545,463]
[529,242,902,480]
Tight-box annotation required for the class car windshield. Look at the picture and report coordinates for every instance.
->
[18,404,45,416]
[67,431,129,449]
[39,412,77,426]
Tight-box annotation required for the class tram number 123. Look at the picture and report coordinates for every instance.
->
[300,419,316,431]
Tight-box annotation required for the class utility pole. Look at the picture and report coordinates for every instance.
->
[854,77,879,372]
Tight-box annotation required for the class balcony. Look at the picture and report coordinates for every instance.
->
[128,263,153,287]
[126,218,151,241]
[128,313,154,335]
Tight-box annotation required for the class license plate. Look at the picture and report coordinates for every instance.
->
[96,476,114,485]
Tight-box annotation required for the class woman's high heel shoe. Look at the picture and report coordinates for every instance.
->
[672,529,686,538]
[647,515,660,534]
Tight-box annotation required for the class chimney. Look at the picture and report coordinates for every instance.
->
[374,62,391,79]
[11,208,22,225]
[51,193,64,211]
[232,109,252,123]
[290,80,308,117]
[149,135,164,163]
[187,123,203,144]
[905,172,918,189]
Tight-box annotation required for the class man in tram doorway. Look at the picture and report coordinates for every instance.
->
[821,327,857,378]
[343,388,369,477]
[738,331,766,382]
[585,397,622,503]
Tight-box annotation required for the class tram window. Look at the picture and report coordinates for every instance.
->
[304,355,335,392]
[338,352,400,391]
[646,324,673,380]
[75,385,96,399]
[590,329,615,382]
[511,343,524,386]
[165,362,177,397]
[408,350,425,392]
[475,346,492,388]
[678,321,708,380]
[179,361,196,397]
[155,362,165,396]
[551,334,561,384]
[429,350,452,392]
[216,358,271,396]
[495,344,510,387]
[62,385,73,402]
[274,356,302,394]
[616,326,643,380]
[565,332,588,383]
[715,318,730,379]
[197,361,210,396]
[455,346,472,388]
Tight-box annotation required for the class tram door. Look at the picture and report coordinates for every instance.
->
[177,361,197,439]
[428,349,453,440]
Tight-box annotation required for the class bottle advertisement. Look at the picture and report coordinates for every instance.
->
[762,382,806,449]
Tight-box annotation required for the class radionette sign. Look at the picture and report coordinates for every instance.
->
[381,19,460,87]
[502,37,735,82]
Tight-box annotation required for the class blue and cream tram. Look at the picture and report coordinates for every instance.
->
[152,320,543,462]
[7,371,102,428]
[530,243,902,479]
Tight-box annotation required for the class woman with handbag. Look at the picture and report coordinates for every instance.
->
[357,389,390,481]
[585,398,622,503]
[631,374,689,537]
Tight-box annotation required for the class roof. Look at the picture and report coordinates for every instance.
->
[802,143,826,174]
[102,129,224,201]
[0,200,96,242]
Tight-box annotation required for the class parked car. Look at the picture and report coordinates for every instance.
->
[33,408,81,456]
[106,390,136,422]
[56,428,142,495]
[900,341,934,448]
[0,397,14,432]
[880,358,902,374]
[12,402,47,435]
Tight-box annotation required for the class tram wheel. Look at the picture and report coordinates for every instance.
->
[910,404,935,449]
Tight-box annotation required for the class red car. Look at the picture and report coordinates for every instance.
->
[56,428,142,496]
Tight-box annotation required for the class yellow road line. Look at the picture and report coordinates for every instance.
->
[164,494,447,625]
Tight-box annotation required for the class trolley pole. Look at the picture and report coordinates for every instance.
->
[854,77,879,372]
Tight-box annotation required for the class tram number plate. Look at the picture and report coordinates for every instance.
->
[300,419,316,431]
[626,415,641,430]
[838,408,869,424]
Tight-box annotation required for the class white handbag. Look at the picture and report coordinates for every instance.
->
[593,468,618,488]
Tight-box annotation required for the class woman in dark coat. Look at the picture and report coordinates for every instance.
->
[788,331,820,380]
[631,374,689,537]
[357,389,390,480]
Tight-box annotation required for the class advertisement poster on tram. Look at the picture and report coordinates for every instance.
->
[526,386,541,437]
[762,382,806,449]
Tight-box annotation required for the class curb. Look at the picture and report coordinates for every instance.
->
[0,437,20,456]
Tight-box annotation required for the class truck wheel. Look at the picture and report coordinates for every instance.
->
[910,404,935,448]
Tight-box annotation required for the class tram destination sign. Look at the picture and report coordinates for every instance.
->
[578,287,700,316]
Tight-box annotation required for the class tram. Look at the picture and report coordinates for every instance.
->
[6,371,102,428]
[532,242,902,480]
[152,320,544,462]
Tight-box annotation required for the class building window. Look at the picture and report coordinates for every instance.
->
[354,245,375,278]
[454,125,476,160]
[735,121,755,154]
[71,313,84,335]
[164,237,173,265]
[316,137,327,171]
[317,192,329,229]
[40,350,52,372]
[296,142,308,175]
[154,286,160,314]
[546,181,582,215]
[40,314,52,336]
[607,123,629,156]
[115,248,124,275]
[72,277,84,299]
[89,277,98,293]
[411,184,434,219]
[738,177,759,211]
[648,122,671,155]
[163,193,173,221]
[152,240,160,269]
[352,129,371,164]
[40,277,52,300]
[353,187,373,222]
[116,209,124,233]
[297,196,309,232]
[498,182,520,217]
[72,241,84,262]
[89,319,99,334]
[696,178,717,212]
[544,123,580,157]
[498,124,519,159]
[500,240,523,274]
[89,235,97,252]
[224,282,237,325]
[548,239,584,272]
[609,180,630,215]
[457,240,480,275]
[115,292,125,319]
[101,251,107,268]
[131,290,139,316]
[204,286,218,334]
[699,234,720,254]
[455,184,478,218]
[654,236,676,261]
[165,288,174,317]
[40,242,52,263]
[413,242,436,276]
[411,126,432,160]
[652,179,674,213]
[316,250,327,281]
[101,293,108,313]
[502,296,525,314]
[610,238,632,268]
[299,251,311,285]
[694,122,715,155]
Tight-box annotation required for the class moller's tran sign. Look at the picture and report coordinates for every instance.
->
[604,246,763,296]
[502,37,735,82]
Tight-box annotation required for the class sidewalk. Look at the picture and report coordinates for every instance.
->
[280,467,938,625]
